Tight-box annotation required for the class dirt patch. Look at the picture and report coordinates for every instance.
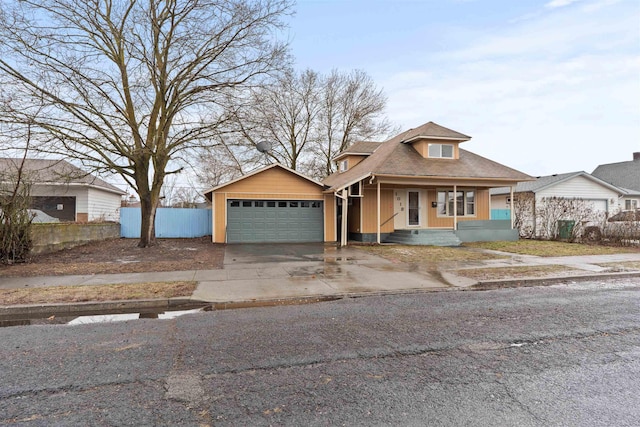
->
[0,281,197,305]
[0,237,224,277]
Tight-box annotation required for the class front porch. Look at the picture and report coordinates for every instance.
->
[349,220,517,246]
[337,179,517,246]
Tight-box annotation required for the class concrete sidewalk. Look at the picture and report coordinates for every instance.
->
[2,245,640,314]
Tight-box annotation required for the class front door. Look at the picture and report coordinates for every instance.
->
[408,191,420,226]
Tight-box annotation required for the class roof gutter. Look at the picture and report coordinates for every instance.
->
[324,173,372,194]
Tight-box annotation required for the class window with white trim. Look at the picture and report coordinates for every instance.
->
[625,199,638,210]
[339,160,348,172]
[437,189,476,216]
[428,143,454,158]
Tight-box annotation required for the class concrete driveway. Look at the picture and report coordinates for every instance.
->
[192,243,449,304]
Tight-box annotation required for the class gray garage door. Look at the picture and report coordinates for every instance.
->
[227,199,324,243]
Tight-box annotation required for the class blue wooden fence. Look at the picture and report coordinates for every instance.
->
[491,209,512,220]
[120,207,212,238]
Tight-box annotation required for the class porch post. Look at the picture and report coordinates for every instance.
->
[342,188,348,247]
[453,184,458,230]
[510,185,515,230]
[377,180,381,244]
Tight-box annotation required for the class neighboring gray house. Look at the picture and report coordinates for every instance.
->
[592,152,640,211]
[491,171,623,238]
[0,158,125,222]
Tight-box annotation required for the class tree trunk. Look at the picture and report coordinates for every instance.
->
[138,194,158,248]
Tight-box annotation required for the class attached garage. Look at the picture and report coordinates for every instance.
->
[227,199,324,243]
[204,164,336,244]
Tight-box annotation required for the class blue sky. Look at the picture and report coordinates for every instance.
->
[288,0,640,176]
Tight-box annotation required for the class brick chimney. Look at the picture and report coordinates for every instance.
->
[634,152,640,161]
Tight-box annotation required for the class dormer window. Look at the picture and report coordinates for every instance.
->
[428,143,454,158]
[339,160,348,172]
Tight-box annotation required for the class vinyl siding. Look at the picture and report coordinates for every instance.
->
[361,189,395,233]
[324,193,336,242]
[536,175,619,213]
[87,188,121,221]
[213,193,226,243]
[217,167,323,195]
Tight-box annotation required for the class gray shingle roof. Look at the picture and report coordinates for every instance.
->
[334,141,382,159]
[0,158,124,194]
[592,157,640,192]
[323,121,532,191]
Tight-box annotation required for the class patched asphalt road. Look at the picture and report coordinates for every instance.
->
[1,278,639,426]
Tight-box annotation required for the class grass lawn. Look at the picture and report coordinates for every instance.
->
[463,240,640,257]
[596,261,640,271]
[452,265,582,281]
[357,245,505,266]
[0,281,196,305]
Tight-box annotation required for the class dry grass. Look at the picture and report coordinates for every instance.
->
[452,265,582,281]
[358,245,505,267]
[596,261,640,271]
[463,240,640,257]
[0,281,196,305]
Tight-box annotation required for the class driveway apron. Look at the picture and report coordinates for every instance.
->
[191,243,448,303]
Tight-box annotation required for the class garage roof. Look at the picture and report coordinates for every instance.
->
[203,163,325,200]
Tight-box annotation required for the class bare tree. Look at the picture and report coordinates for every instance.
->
[535,197,600,242]
[195,144,247,188]
[230,68,321,171]
[217,68,393,180]
[160,174,203,207]
[0,0,292,247]
[310,69,394,178]
[512,192,535,238]
[0,127,35,264]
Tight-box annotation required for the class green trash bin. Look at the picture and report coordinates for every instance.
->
[558,220,575,239]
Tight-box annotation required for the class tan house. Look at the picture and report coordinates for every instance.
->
[205,121,532,245]
[324,121,533,245]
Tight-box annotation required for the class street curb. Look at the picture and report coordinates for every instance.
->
[470,271,640,290]
[0,298,209,322]
[2,272,639,322]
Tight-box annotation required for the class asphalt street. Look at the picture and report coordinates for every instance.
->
[1,278,639,426]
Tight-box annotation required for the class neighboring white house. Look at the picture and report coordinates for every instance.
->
[491,171,624,238]
[0,158,125,222]
[592,152,640,212]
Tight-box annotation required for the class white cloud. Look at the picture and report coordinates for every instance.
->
[545,0,583,8]
[374,0,639,176]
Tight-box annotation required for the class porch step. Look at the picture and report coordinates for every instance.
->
[383,229,462,247]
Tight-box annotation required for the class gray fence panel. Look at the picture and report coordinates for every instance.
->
[120,207,212,238]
